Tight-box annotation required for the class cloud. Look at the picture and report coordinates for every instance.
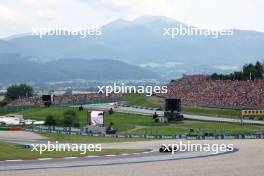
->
[0,0,263,37]
[0,6,21,18]
[76,0,171,19]
[20,0,59,6]
[34,9,58,20]
[214,65,239,71]
[128,0,171,17]
[140,62,184,68]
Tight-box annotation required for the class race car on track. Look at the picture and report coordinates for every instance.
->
[159,145,178,153]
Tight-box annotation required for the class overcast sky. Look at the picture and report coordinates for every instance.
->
[0,0,262,38]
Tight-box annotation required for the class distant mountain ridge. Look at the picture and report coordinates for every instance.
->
[0,16,264,78]
[0,53,159,84]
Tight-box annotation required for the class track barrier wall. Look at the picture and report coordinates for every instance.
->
[0,127,23,131]
[25,125,264,140]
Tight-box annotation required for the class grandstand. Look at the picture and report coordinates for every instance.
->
[8,75,264,110]
[167,75,264,109]
[8,93,121,106]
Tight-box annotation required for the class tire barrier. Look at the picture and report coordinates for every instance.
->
[0,127,23,131]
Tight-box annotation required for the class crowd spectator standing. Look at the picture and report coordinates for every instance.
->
[9,76,264,109]
[8,96,43,106]
[166,75,264,109]
[8,93,121,106]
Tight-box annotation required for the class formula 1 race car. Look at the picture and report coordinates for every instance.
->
[159,144,178,153]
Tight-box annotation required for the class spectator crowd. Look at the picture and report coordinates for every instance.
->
[9,93,121,106]
[166,75,264,109]
[9,75,264,109]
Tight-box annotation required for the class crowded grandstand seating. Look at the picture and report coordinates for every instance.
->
[8,93,121,106]
[8,96,43,106]
[166,75,264,109]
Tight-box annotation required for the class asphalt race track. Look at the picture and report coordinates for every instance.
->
[0,138,236,171]
[0,149,235,171]
[0,136,264,176]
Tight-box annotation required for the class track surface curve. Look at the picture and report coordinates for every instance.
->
[0,138,237,171]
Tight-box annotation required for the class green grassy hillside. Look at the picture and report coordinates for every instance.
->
[15,106,264,135]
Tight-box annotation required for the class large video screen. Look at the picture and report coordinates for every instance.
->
[88,111,104,126]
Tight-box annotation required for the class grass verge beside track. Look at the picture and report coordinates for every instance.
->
[130,121,263,135]
[182,106,240,118]
[16,107,163,132]
[41,133,149,143]
[122,93,162,108]
[123,93,241,118]
[0,142,142,160]
[15,106,264,135]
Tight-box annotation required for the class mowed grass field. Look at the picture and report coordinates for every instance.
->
[123,93,241,118]
[122,93,163,108]
[0,142,142,160]
[17,107,84,121]
[130,121,263,135]
[15,106,264,135]
[0,96,4,101]
[16,107,161,131]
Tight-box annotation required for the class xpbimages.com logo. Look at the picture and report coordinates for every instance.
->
[161,141,234,154]
[163,25,234,39]
[31,25,102,38]
[97,83,168,96]
[31,141,102,154]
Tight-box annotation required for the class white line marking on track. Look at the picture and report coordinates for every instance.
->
[0,151,155,163]
[105,155,116,157]
[132,153,140,155]
[5,159,24,162]
[37,158,52,161]
[64,157,78,159]
[86,155,99,158]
